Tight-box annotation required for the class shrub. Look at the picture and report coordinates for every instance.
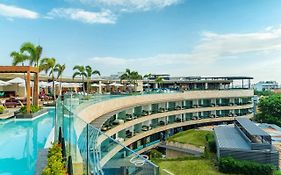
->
[150,149,163,159]
[0,106,5,114]
[218,157,276,175]
[19,105,41,114]
[42,143,66,175]
[205,133,216,153]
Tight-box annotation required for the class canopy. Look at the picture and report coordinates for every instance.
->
[7,77,25,84]
[0,80,10,86]
[109,82,123,87]
[91,83,99,87]
[143,83,151,87]
[127,84,135,87]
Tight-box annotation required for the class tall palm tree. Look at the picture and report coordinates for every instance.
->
[120,69,142,91]
[40,58,56,100]
[144,73,152,79]
[20,42,43,67]
[155,76,164,88]
[10,51,29,96]
[72,65,87,94]
[10,51,29,66]
[54,64,66,95]
[85,65,100,93]
[120,68,131,82]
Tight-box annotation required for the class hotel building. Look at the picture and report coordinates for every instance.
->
[56,76,254,175]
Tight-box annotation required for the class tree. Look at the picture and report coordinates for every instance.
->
[85,65,100,93]
[20,42,43,67]
[254,94,281,126]
[10,51,29,94]
[10,51,29,66]
[54,64,66,95]
[72,65,87,94]
[155,76,164,88]
[120,69,142,91]
[120,68,131,82]
[40,58,57,100]
[144,73,152,79]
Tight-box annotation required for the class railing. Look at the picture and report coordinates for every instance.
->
[55,95,159,175]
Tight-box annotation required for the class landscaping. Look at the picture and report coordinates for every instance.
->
[154,157,224,175]
[167,129,213,147]
[0,106,5,114]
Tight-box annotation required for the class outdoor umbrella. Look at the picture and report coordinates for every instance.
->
[0,80,10,86]
[7,77,26,96]
[143,83,151,87]
[91,83,99,87]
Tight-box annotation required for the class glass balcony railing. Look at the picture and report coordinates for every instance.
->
[55,95,159,175]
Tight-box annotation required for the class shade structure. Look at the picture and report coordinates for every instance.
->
[7,77,25,84]
[143,83,151,87]
[91,83,99,87]
[62,83,82,88]
[0,80,10,86]
[109,82,123,87]
[127,84,135,87]
[100,83,106,87]
[39,81,50,88]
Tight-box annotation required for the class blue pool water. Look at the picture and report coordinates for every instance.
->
[0,109,54,175]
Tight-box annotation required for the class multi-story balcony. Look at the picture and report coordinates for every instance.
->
[59,86,254,175]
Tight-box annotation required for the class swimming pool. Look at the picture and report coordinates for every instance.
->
[0,109,54,175]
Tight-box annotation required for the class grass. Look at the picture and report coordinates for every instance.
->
[153,157,225,175]
[167,129,213,147]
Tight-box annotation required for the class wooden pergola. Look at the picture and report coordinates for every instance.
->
[0,66,39,113]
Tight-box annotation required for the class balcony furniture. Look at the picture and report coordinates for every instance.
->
[175,118,181,122]
[175,106,182,110]
[113,119,124,125]
[126,130,133,138]
[142,125,150,131]
[101,125,111,131]
[142,110,149,116]
[159,121,165,126]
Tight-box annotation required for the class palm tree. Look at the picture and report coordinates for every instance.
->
[10,51,29,66]
[120,68,131,82]
[40,58,56,100]
[54,64,66,95]
[85,65,100,93]
[72,65,87,94]
[10,51,29,96]
[20,42,43,67]
[120,69,142,91]
[144,73,152,79]
[155,76,164,88]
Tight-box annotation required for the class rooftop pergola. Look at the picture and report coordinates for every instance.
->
[0,66,39,113]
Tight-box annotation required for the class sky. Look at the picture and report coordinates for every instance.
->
[1,0,281,83]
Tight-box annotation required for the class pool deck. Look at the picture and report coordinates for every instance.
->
[0,108,19,120]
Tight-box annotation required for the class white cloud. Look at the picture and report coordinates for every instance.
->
[78,0,181,12]
[0,3,38,19]
[48,8,116,24]
[88,26,281,82]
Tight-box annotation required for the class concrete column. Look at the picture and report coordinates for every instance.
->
[205,83,208,90]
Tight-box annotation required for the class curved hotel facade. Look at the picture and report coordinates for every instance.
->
[57,76,254,175]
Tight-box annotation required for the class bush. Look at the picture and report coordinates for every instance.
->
[0,106,5,114]
[150,149,163,159]
[205,133,216,153]
[42,143,66,175]
[218,157,276,175]
[19,105,41,114]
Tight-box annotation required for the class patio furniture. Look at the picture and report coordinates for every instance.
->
[4,98,19,108]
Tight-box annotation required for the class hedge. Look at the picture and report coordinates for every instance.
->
[218,157,276,175]
[0,106,5,114]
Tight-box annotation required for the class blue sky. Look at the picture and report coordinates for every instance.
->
[1,0,281,83]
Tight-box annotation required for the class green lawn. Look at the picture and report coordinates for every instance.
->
[167,129,213,147]
[153,158,225,175]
